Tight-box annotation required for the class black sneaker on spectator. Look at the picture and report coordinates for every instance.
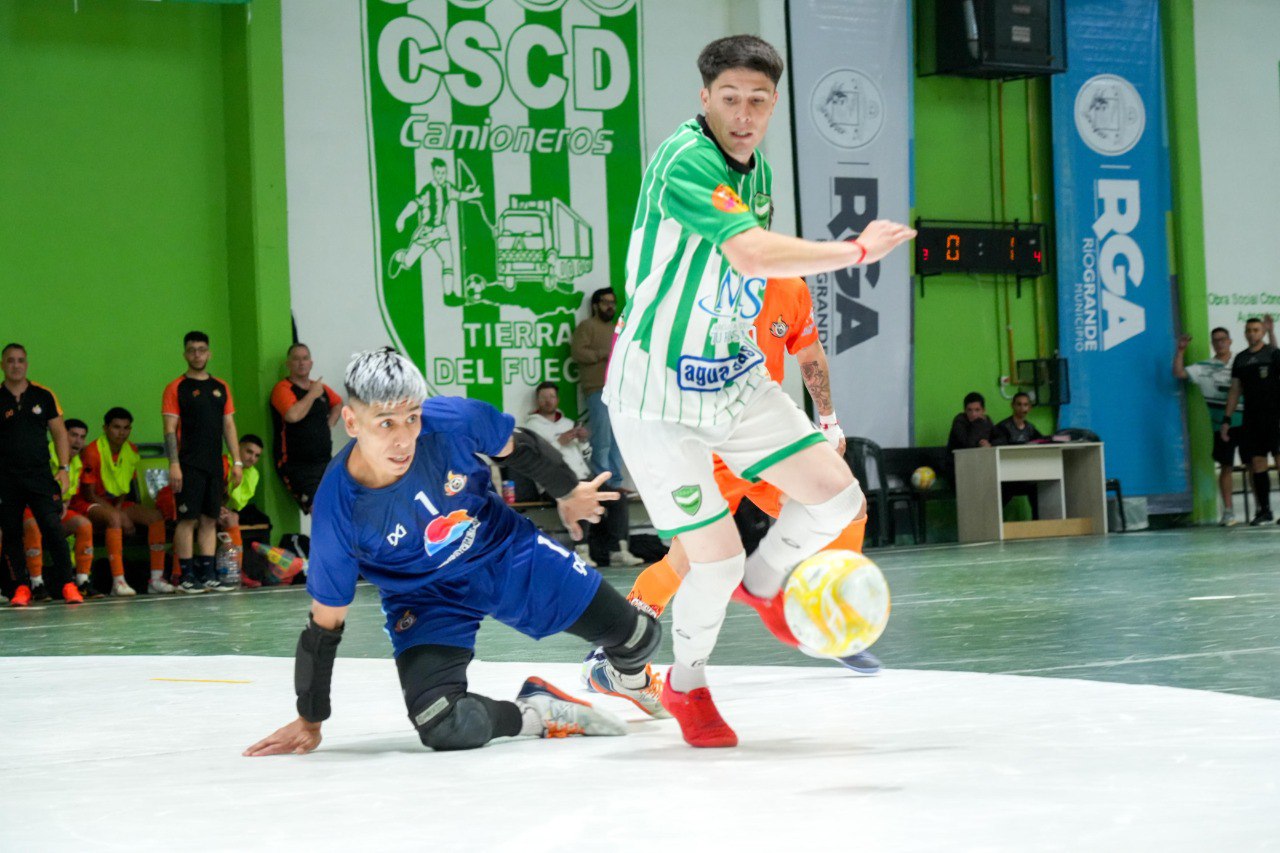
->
[78,579,101,600]
[1249,509,1274,526]
[203,578,221,591]
[31,583,51,603]
[177,578,206,595]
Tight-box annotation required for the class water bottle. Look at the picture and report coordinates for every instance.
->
[216,532,242,587]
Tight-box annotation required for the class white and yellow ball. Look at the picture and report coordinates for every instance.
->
[783,550,891,657]
[911,465,937,491]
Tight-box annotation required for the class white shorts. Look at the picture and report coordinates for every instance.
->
[610,381,824,537]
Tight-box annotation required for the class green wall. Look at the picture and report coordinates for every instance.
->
[0,0,297,529]
[911,75,1056,445]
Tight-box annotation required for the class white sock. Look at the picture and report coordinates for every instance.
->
[669,553,745,693]
[150,569,163,581]
[31,577,44,588]
[743,482,864,599]
[516,702,544,737]
[608,662,648,690]
[77,573,90,584]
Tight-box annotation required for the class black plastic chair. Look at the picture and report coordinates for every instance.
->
[1105,478,1126,532]
[845,437,919,546]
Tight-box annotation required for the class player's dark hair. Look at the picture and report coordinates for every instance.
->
[241,433,265,450]
[697,35,784,87]
[287,342,310,357]
[65,418,88,433]
[1012,392,1031,404]
[1245,317,1263,326]
[964,392,986,407]
[1210,327,1230,338]
[103,406,133,425]
[590,287,615,309]
[2,342,25,356]
[184,330,210,346]
[535,380,558,395]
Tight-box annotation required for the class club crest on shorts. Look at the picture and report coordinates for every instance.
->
[395,609,416,632]
[443,470,467,496]
[672,484,703,516]
[769,315,789,338]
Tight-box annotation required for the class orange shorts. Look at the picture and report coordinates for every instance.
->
[67,495,135,517]
[712,455,783,518]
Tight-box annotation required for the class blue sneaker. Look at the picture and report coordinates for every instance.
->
[799,644,883,675]
[580,647,607,693]
[584,653,670,719]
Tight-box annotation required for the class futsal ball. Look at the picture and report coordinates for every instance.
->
[783,550,891,657]
[911,466,937,491]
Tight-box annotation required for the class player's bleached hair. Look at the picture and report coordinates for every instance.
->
[344,347,428,408]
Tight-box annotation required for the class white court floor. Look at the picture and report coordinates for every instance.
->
[2,656,1277,852]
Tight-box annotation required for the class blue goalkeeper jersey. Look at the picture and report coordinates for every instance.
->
[306,396,527,608]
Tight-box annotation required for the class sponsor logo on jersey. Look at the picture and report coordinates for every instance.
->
[424,509,478,558]
[769,316,789,338]
[672,484,703,516]
[676,347,765,392]
[32,405,43,415]
[711,184,748,214]
[395,609,416,632]
[193,390,201,397]
[443,470,467,497]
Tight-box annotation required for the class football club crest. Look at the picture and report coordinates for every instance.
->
[443,471,467,497]
[769,316,789,338]
[395,609,416,632]
[212,388,222,398]
[672,484,703,516]
[32,405,42,415]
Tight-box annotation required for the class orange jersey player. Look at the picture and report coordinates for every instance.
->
[583,277,880,698]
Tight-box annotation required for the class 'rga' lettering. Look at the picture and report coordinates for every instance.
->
[1093,179,1145,350]
[827,177,880,354]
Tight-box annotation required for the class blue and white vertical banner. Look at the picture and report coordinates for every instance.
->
[788,0,913,447]
[1051,0,1187,499]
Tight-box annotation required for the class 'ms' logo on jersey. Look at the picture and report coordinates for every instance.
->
[424,509,477,556]
[697,270,765,321]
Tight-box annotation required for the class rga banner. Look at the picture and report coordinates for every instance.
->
[787,0,913,448]
[1051,0,1188,500]
[364,0,643,416]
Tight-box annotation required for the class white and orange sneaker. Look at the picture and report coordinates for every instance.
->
[584,653,671,719]
[660,672,738,748]
[515,677,627,738]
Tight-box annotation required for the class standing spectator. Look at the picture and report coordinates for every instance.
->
[947,392,995,452]
[162,331,242,593]
[1174,329,1244,526]
[218,433,266,590]
[1221,316,1280,525]
[270,343,342,514]
[0,343,81,606]
[74,407,172,594]
[522,381,642,568]
[571,287,627,491]
[22,418,94,600]
[991,393,1044,446]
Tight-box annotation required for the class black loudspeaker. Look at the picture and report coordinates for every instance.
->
[932,0,1065,79]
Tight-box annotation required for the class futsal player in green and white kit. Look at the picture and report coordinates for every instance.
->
[604,35,915,748]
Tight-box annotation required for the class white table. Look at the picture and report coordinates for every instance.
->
[954,442,1107,543]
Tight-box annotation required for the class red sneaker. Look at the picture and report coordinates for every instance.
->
[10,585,31,607]
[240,575,262,589]
[61,582,84,605]
[659,671,738,748]
[731,583,799,647]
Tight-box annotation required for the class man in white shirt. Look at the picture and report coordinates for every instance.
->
[523,382,642,568]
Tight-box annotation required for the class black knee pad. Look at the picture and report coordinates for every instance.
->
[604,611,661,676]
[410,690,495,752]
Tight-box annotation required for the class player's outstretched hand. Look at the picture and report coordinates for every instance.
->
[855,219,917,265]
[557,471,621,541]
[243,717,322,757]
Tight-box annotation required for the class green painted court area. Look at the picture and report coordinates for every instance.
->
[5,528,1277,702]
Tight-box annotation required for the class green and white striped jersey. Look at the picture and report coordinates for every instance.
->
[604,117,774,427]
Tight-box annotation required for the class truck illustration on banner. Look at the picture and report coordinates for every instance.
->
[495,196,593,293]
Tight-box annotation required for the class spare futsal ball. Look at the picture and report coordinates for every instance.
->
[911,465,937,491]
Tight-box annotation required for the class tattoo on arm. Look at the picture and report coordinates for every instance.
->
[800,360,834,416]
[164,433,179,464]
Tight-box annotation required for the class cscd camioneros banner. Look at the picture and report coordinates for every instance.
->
[1051,0,1187,502]
[363,0,643,416]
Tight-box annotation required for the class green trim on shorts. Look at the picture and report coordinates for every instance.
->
[655,507,730,539]
[741,432,827,483]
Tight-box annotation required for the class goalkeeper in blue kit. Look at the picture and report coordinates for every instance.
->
[245,348,662,755]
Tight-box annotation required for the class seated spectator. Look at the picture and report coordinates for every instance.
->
[73,407,170,595]
[522,381,642,568]
[992,392,1044,446]
[270,343,342,514]
[947,392,995,451]
[23,418,95,600]
[219,434,267,590]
